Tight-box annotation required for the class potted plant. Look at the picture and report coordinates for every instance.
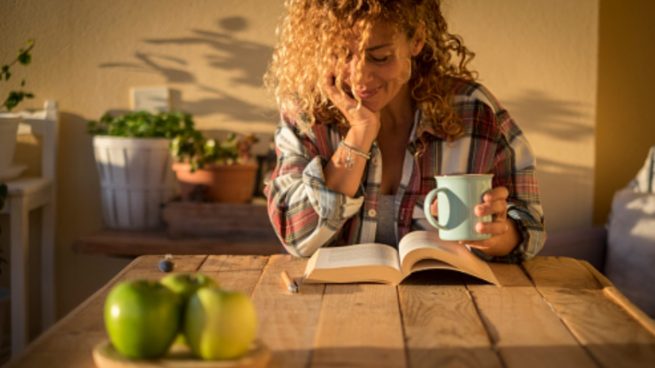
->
[1,39,35,182]
[170,130,258,203]
[87,110,194,229]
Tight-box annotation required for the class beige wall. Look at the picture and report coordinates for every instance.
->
[1,0,604,326]
[0,0,284,321]
[445,0,599,232]
[594,1,655,224]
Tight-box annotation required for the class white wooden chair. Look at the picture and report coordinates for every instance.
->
[0,100,58,356]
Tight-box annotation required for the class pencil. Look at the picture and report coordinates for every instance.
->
[280,270,299,293]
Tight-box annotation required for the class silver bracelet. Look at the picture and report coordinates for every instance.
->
[339,140,370,169]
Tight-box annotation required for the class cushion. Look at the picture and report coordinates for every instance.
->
[605,146,655,316]
[630,146,655,193]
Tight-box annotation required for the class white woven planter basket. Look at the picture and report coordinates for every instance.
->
[93,136,177,229]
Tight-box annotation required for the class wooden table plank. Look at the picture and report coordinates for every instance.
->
[120,254,210,279]
[58,255,209,335]
[399,279,501,368]
[488,262,534,287]
[471,288,597,368]
[467,262,598,368]
[579,260,655,336]
[199,255,269,295]
[311,284,406,367]
[525,257,655,367]
[250,255,325,368]
[522,257,602,289]
[533,288,655,367]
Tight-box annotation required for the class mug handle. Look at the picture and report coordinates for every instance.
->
[423,188,452,230]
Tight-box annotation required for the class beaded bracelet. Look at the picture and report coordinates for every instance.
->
[339,140,371,169]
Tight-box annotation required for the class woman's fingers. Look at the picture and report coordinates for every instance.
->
[475,219,510,236]
[475,199,507,219]
[322,73,357,113]
[475,186,509,219]
[322,72,382,128]
[483,186,509,202]
[464,218,521,257]
[471,185,511,239]
[430,198,438,217]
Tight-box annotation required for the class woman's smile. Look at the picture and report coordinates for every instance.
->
[355,86,380,100]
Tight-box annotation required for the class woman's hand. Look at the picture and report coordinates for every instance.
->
[323,74,380,137]
[464,186,521,257]
[323,73,380,196]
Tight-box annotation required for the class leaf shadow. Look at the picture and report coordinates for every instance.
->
[502,90,596,231]
[97,16,278,125]
[504,89,594,142]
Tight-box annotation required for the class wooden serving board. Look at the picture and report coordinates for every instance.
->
[93,340,270,368]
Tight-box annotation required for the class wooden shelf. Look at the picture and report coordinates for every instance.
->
[74,200,284,257]
[73,228,282,257]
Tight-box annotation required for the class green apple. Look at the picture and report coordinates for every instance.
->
[160,273,218,300]
[160,273,218,345]
[104,279,181,359]
[184,288,258,360]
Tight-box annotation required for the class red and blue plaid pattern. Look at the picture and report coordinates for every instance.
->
[265,80,545,263]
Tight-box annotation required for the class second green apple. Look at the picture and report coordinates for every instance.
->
[160,273,218,345]
[184,287,258,360]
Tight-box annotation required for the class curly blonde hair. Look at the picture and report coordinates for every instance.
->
[264,0,476,141]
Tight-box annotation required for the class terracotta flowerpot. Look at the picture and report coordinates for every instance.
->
[172,162,258,203]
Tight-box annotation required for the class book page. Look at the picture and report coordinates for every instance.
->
[398,231,464,263]
[312,243,401,270]
[398,231,499,285]
[303,243,403,284]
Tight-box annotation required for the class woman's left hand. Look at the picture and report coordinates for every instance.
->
[462,186,521,257]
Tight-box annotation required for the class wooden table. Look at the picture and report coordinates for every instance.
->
[7,255,655,367]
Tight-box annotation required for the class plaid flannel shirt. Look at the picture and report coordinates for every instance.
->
[265,80,545,263]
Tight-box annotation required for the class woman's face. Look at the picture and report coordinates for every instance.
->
[340,21,422,112]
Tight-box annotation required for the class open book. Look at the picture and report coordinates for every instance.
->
[303,230,499,286]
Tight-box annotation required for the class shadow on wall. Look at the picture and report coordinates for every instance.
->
[504,90,595,230]
[98,16,278,124]
[537,156,594,230]
[504,89,594,141]
[58,112,104,232]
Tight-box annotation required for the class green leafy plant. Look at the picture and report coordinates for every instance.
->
[170,130,258,172]
[1,39,35,112]
[1,39,35,274]
[87,110,195,138]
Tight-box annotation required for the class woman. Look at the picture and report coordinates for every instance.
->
[264,0,545,262]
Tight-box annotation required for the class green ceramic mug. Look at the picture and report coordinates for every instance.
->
[423,174,493,241]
